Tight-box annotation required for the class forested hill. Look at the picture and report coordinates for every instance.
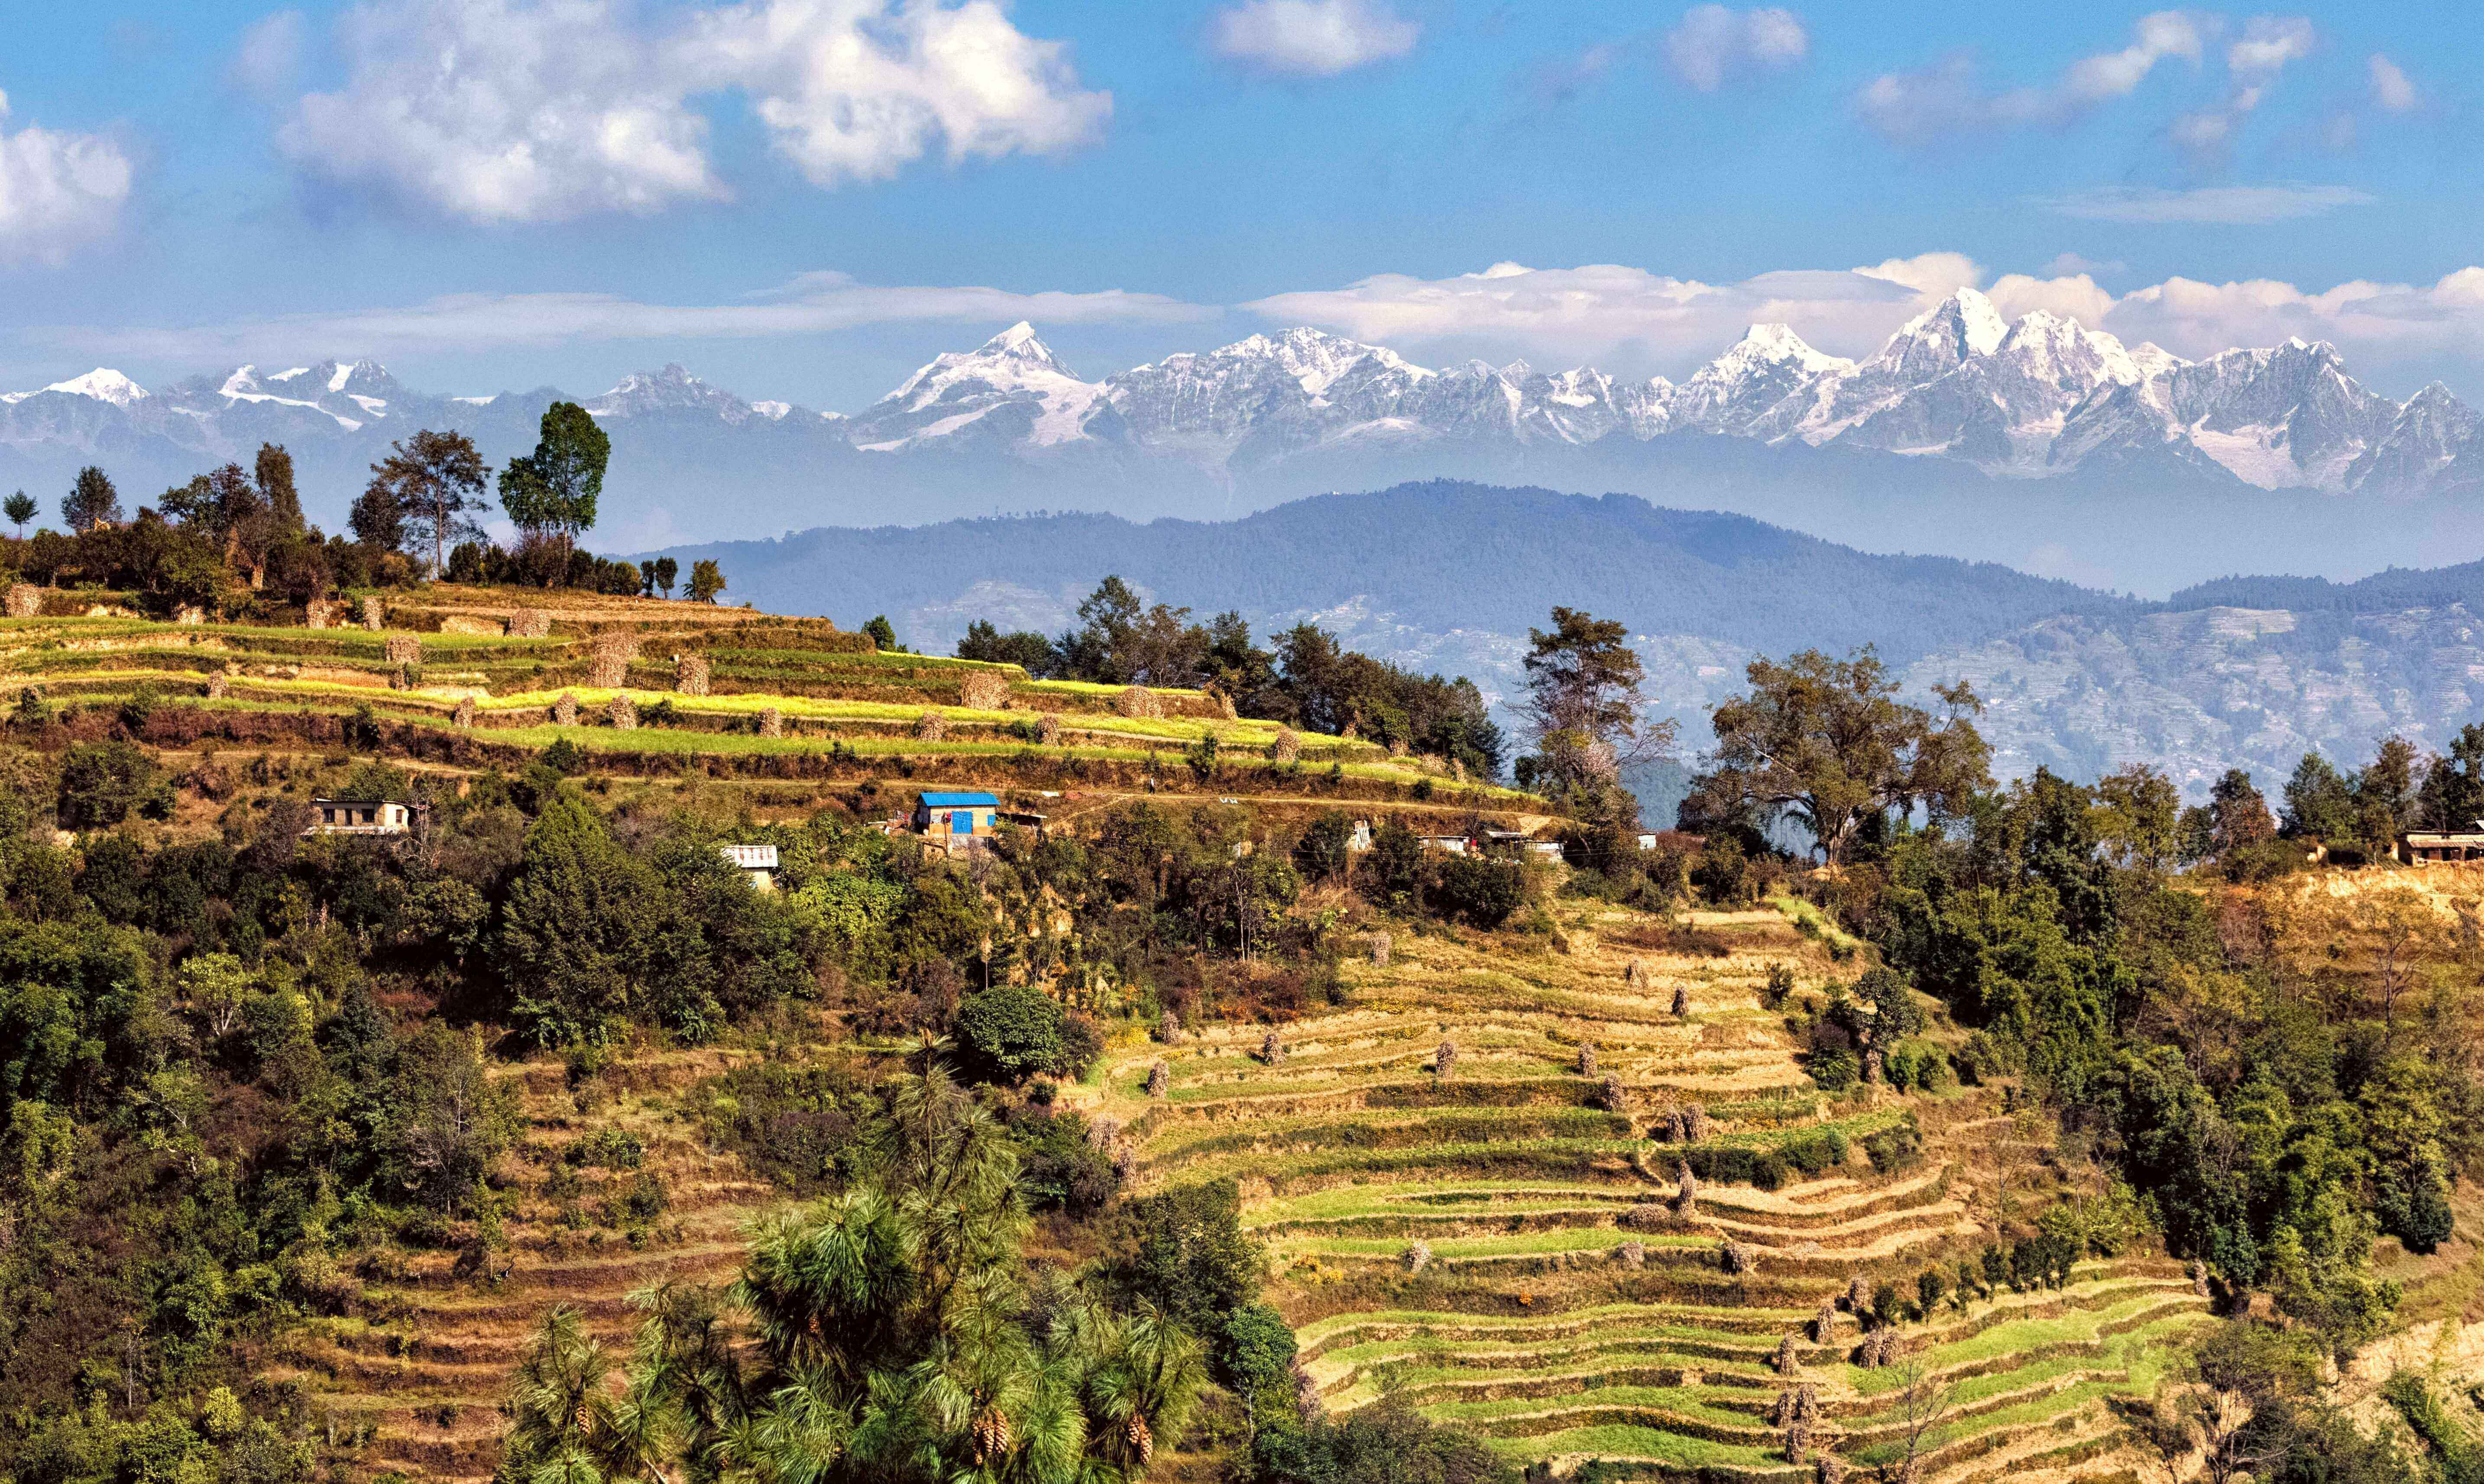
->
[660,482,2136,663]
[2169,559,2484,615]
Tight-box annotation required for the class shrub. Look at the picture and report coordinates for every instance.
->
[1862,1115,1924,1174]
[1212,1302,1299,1397]
[952,984,1088,1085]
[58,740,165,828]
[1808,1048,1860,1092]
[1434,856,1525,929]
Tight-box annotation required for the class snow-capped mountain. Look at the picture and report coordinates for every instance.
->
[845,322,1108,452]
[0,293,2477,557]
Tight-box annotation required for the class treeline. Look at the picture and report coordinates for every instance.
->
[3,401,725,618]
[959,575,1505,777]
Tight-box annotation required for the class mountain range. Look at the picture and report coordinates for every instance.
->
[646,481,2484,804]
[5,291,2484,595]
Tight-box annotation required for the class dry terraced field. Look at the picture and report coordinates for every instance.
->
[1086,903,2213,1482]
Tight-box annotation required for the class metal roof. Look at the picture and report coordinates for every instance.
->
[719,844,780,869]
[918,792,1000,807]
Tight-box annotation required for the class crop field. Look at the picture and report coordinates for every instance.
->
[1085,904,2213,1481]
[0,595,1525,801]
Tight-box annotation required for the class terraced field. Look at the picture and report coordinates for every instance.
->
[0,595,1499,797]
[1086,904,2214,1481]
[263,1048,777,1484]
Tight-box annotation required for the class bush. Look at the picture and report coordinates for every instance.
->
[1808,1048,1860,1092]
[1434,855,1525,929]
[1862,1115,1924,1174]
[58,740,165,828]
[1212,1302,1299,1397]
[1250,1397,1517,1484]
[952,984,1088,1085]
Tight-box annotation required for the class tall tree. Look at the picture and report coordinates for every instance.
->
[3,491,32,537]
[255,443,305,539]
[499,402,608,567]
[368,430,489,577]
[2280,753,2357,841]
[1517,606,1672,795]
[62,466,121,533]
[652,556,677,599]
[2207,768,2276,854]
[1687,647,1988,863]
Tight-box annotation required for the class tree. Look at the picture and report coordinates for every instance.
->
[1517,606,1671,795]
[2280,753,2356,841]
[496,791,660,1046]
[347,479,406,553]
[367,430,489,577]
[953,983,1083,1084]
[687,559,725,605]
[499,401,608,566]
[62,466,121,533]
[2417,723,2484,831]
[637,559,656,597]
[2094,764,2181,870]
[256,444,304,538]
[2206,769,2276,854]
[959,618,1060,673]
[1688,647,1990,863]
[652,556,677,599]
[1884,1355,1953,1484]
[3,491,33,537]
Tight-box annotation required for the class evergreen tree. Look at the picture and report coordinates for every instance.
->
[3,491,34,537]
[497,791,659,1046]
[255,444,304,538]
[62,466,121,533]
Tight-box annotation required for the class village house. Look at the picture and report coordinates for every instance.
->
[2403,826,2484,864]
[913,791,1001,850]
[305,798,420,835]
[719,843,779,890]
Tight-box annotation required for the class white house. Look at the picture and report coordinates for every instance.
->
[719,843,780,891]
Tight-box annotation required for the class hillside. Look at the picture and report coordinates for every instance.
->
[1085,899,2212,1481]
[649,482,2484,801]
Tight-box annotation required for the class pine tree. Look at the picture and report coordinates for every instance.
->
[62,466,121,532]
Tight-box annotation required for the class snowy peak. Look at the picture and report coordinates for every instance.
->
[587,363,755,422]
[970,321,1074,376]
[1869,289,2009,378]
[3,368,151,408]
[852,323,1104,451]
[1720,323,1849,374]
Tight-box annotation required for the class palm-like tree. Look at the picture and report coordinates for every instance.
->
[511,1050,1199,1484]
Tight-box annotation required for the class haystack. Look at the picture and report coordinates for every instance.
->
[453,696,476,728]
[1271,728,1300,764]
[384,635,421,666]
[759,707,784,738]
[607,694,638,730]
[551,692,579,726]
[675,655,709,696]
[1036,712,1062,744]
[915,710,947,741]
[1117,685,1163,719]
[587,634,639,687]
[508,608,551,638]
[960,671,1008,710]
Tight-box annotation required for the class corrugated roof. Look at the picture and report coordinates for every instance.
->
[719,844,780,869]
[919,792,1000,807]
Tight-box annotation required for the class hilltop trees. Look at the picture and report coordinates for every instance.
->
[5,491,33,537]
[1514,606,1670,805]
[1686,647,1989,863]
[498,401,608,571]
[62,466,121,532]
[363,429,489,577]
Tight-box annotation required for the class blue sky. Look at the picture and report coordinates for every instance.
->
[1,0,2475,407]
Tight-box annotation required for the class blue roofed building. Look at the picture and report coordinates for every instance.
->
[913,791,1001,848]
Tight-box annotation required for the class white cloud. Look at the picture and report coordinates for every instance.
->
[2059,9,2210,104]
[1245,255,2484,393]
[280,0,722,223]
[0,90,133,268]
[230,10,308,101]
[1244,259,1960,372]
[36,270,1212,361]
[1662,6,1807,92]
[2172,15,2312,163]
[685,0,1111,186]
[1210,0,1419,77]
[1857,10,2208,147]
[2040,183,2370,224]
[278,0,1109,224]
[2044,252,2126,276]
[2369,53,2418,113]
